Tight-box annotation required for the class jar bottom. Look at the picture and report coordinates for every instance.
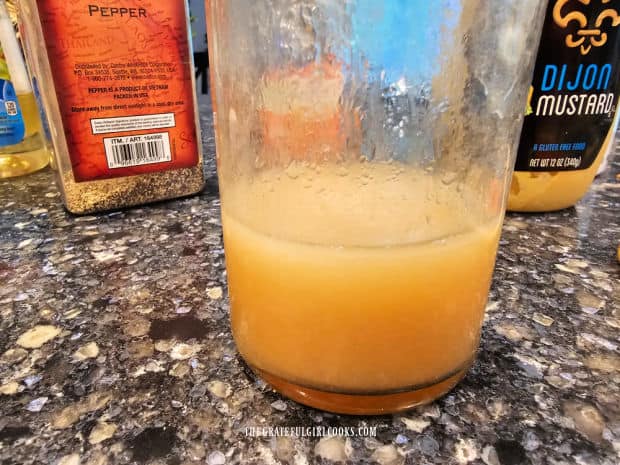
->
[251,362,472,415]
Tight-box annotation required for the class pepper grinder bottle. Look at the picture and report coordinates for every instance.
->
[0,0,48,178]
[19,0,204,214]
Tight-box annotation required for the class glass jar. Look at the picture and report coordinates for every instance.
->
[207,0,548,414]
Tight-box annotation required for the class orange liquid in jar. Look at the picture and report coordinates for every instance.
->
[222,162,501,397]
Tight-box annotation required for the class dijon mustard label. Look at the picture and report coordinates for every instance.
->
[516,0,620,171]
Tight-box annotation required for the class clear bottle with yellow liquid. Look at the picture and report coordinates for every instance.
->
[508,0,620,212]
[0,0,48,178]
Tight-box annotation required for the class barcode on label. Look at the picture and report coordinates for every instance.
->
[104,132,172,169]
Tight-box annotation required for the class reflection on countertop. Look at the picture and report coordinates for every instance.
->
[0,101,619,465]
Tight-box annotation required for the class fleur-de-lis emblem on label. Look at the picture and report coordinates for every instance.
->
[553,0,620,55]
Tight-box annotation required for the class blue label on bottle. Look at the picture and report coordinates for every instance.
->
[0,79,25,147]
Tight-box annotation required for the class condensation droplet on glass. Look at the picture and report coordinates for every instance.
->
[359,173,373,186]
[396,77,408,94]
[441,171,459,186]
[336,166,349,177]
[285,161,303,179]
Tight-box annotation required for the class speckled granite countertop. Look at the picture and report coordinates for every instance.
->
[1,102,619,465]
